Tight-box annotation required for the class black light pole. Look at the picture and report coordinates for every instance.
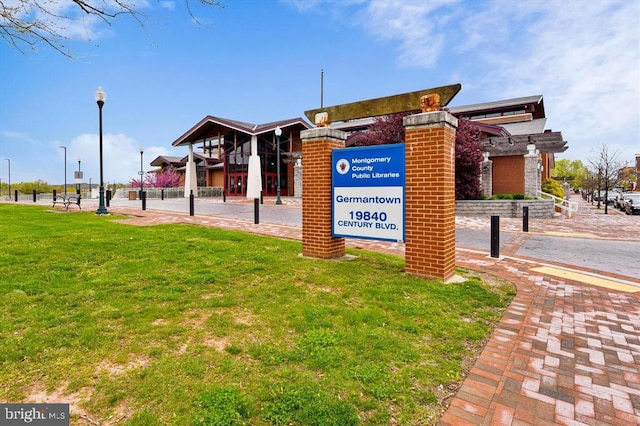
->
[139,147,144,199]
[77,158,81,194]
[275,126,282,205]
[3,159,9,199]
[139,147,146,210]
[94,86,108,215]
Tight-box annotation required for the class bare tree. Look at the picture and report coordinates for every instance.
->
[588,142,625,214]
[1,0,224,57]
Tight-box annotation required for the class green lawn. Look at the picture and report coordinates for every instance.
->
[0,204,514,425]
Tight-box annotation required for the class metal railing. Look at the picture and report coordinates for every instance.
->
[537,190,579,218]
[114,187,224,199]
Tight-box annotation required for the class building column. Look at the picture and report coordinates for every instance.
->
[184,144,198,197]
[300,128,346,259]
[403,111,457,282]
[524,144,539,198]
[294,159,303,198]
[481,152,493,197]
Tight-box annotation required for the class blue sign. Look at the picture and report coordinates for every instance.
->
[332,143,405,242]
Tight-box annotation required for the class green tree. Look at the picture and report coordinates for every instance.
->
[551,159,589,189]
[347,114,483,199]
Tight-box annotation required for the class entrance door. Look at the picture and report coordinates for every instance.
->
[264,173,276,196]
[228,174,247,196]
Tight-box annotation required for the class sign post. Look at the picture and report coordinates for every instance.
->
[332,144,405,242]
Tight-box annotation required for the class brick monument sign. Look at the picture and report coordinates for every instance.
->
[302,84,461,282]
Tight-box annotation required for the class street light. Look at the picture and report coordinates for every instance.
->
[94,86,108,215]
[139,147,144,197]
[60,146,67,197]
[4,158,10,200]
[77,158,82,194]
[274,126,282,205]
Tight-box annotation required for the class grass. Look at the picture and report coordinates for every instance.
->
[0,204,514,425]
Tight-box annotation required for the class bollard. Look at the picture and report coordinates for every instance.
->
[223,191,226,203]
[490,215,500,258]
[254,198,259,224]
[260,190,263,205]
[14,190,18,202]
[33,190,37,203]
[189,190,194,216]
[142,191,146,211]
[161,189,164,201]
[53,189,57,201]
[523,206,529,233]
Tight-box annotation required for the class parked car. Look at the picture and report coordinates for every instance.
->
[617,192,634,210]
[623,193,640,215]
[612,192,625,209]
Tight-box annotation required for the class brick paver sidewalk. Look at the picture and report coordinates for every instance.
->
[99,197,640,425]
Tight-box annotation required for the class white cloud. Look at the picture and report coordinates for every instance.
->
[359,0,457,68]
[456,0,640,164]
[62,133,171,185]
[291,0,640,164]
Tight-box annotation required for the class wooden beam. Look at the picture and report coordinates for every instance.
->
[304,83,462,124]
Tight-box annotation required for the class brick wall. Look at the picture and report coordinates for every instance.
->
[300,128,346,259]
[492,155,525,194]
[403,112,457,281]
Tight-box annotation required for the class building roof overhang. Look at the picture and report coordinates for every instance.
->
[483,132,568,156]
[449,95,544,116]
[172,116,312,147]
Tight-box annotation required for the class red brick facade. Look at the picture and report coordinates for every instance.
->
[301,128,346,259]
[403,112,457,281]
[492,155,525,194]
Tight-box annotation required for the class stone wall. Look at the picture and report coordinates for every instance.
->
[455,199,555,218]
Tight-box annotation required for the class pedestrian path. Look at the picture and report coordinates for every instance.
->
[21,195,640,424]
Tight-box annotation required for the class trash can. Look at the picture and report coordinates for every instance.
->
[129,191,137,200]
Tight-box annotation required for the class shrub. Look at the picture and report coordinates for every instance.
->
[541,178,564,199]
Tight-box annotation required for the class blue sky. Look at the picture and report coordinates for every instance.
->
[1,0,638,185]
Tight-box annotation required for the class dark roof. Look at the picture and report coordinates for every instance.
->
[172,116,313,147]
[150,155,184,167]
[449,95,543,114]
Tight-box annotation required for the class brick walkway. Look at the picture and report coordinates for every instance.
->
[97,197,640,425]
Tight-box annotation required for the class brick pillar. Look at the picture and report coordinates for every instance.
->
[301,128,346,259]
[403,112,457,281]
[524,144,539,198]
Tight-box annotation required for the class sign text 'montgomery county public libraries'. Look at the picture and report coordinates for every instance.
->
[332,144,405,242]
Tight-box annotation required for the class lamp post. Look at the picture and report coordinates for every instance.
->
[60,146,67,197]
[77,158,82,194]
[139,147,144,198]
[94,86,108,215]
[274,126,282,205]
[4,158,10,200]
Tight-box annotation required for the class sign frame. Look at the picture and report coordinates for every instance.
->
[332,143,405,242]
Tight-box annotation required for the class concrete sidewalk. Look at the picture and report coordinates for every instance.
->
[18,195,640,424]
